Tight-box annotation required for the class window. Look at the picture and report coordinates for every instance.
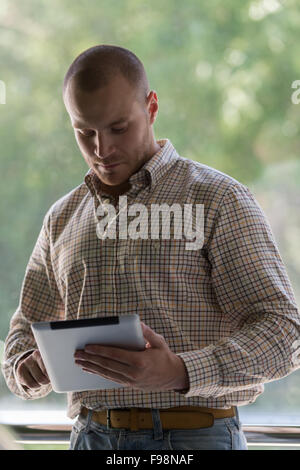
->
[1,1,300,450]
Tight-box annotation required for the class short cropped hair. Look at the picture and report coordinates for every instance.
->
[63,44,150,104]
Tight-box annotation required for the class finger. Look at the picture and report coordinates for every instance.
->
[35,352,50,379]
[140,324,165,347]
[75,352,133,377]
[78,362,131,386]
[82,345,138,365]
[18,365,41,389]
[81,368,131,388]
[27,355,50,386]
[16,355,41,389]
[140,324,151,347]
[30,365,50,386]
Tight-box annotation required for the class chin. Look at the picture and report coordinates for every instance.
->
[96,172,127,187]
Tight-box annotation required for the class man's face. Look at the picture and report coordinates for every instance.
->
[64,74,159,195]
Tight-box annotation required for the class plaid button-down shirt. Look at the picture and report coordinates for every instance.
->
[2,138,300,419]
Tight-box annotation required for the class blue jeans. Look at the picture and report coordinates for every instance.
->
[69,407,248,450]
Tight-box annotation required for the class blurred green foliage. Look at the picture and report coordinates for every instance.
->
[0,0,300,421]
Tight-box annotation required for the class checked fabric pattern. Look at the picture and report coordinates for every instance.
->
[2,138,300,419]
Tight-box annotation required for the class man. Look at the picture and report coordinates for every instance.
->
[2,45,300,451]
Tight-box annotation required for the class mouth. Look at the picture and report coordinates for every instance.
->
[96,162,121,170]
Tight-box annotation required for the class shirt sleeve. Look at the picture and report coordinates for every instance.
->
[176,183,300,398]
[1,214,65,400]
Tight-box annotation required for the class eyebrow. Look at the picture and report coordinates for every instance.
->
[73,117,128,129]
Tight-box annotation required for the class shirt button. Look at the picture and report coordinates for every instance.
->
[102,196,112,204]
[101,197,114,212]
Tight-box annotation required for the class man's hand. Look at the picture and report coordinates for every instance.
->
[16,350,50,391]
[74,322,189,392]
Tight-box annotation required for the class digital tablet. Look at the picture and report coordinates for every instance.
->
[31,314,146,393]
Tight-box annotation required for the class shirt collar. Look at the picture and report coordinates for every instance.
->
[84,138,179,198]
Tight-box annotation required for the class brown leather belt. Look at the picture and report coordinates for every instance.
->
[80,406,235,431]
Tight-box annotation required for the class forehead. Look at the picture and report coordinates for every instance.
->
[65,75,139,127]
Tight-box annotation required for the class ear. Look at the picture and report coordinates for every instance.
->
[146,90,159,125]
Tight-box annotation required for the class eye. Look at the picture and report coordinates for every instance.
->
[111,127,127,134]
[78,130,95,137]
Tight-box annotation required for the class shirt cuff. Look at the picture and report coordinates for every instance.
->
[176,345,220,398]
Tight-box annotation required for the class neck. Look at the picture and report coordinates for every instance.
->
[100,181,132,198]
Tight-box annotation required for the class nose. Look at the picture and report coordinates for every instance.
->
[94,132,115,160]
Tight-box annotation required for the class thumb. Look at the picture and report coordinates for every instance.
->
[141,322,164,348]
